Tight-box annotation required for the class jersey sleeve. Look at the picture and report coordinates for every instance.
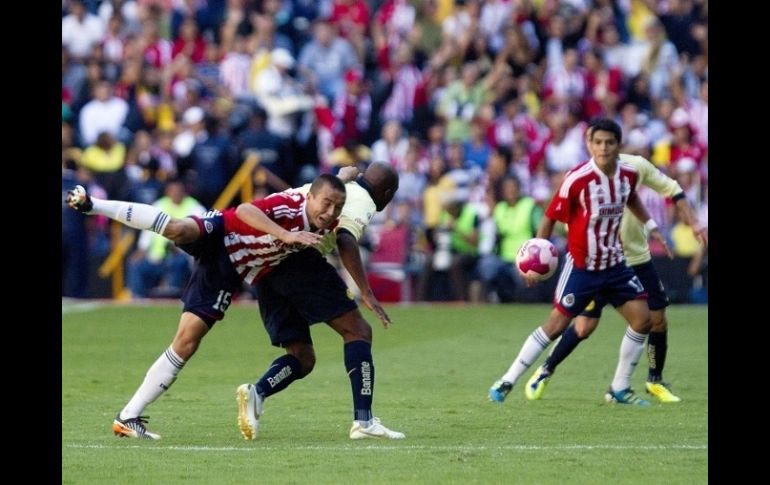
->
[252,190,303,218]
[545,181,571,223]
[335,183,376,241]
[623,154,684,198]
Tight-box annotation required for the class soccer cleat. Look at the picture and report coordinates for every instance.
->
[349,417,405,440]
[524,366,551,401]
[488,380,513,403]
[112,414,161,439]
[645,381,682,403]
[604,387,650,407]
[66,185,93,213]
[236,383,263,440]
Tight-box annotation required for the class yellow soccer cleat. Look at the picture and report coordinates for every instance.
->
[645,381,682,403]
[524,366,551,401]
[236,383,263,440]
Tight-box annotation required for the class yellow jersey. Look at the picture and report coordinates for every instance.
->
[618,154,683,266]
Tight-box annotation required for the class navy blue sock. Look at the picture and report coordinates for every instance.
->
[544,325,585,373]
[647,331,667,382]
[255,354,302,399]
[344,340,374,422]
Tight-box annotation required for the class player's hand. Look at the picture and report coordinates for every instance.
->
[522,273,541,288]
[361,289,392,329]
[692,226,708,247]
[650,228,674,259]
[279,230,323,246]
[337,166,360,183]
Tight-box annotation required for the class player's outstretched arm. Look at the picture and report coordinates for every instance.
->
[535,215,556,240]
[627,192,673,258]
[673,197,708,247]
[337,230,393,328]
[235,203,322,246]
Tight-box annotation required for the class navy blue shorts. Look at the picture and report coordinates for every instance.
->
[256,248,358,347]
[581,260,668,318]
[177,214,243,327]
[552,255,648,318]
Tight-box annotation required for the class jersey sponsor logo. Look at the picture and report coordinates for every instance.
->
[361,361,372,395]
[126,205,133,222]
[597,204,624,217]
[204,221,214,234]
[561,293,575,307]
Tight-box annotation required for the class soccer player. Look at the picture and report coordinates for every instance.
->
[66,174,348,439]
[488,118,664,406]
[523,151,708,403]
[235,162,405,440]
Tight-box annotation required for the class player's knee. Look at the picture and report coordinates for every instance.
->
[574,326,592,339]
[543,312,571,339]
[353,319,373,342]
[297,354,315,378]
[289,346,316,378]
[164,219,198,243]
[330,311,372,343]
[650,312,667,332]
[632,315,652,334]
[172,338,200,360]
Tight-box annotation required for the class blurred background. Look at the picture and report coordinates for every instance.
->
[61,0,707,304]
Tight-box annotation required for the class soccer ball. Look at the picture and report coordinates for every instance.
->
[515,238,558,282]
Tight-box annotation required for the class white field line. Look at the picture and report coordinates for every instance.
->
[66,443,707,452]
[61,301,106,314]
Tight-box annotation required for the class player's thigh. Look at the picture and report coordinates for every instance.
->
[579,295,609,320]
[552,258,607,317]
[175,213,225,258]
[181,251,242,327]
[270,249,358,324]
[326,308,372,342]
[603,264,648,309]
[171,312,212,359]
[615,298,651,333]
[633,261,670,311]
[256,279,313,348]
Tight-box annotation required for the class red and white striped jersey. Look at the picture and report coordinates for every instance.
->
[222,190,338,284]
[546,159,640,271]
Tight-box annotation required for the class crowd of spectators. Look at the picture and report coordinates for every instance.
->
[61,0,708,303]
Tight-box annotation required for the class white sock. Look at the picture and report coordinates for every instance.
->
[610,327,647,392]
[501,327,552,385]
[91,198,171,235]
[120,347,186,420]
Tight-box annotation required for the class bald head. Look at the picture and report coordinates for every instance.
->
[362,162,399,211]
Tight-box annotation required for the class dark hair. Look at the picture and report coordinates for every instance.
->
[587,117,622,144]
[309,173,346,196]
[494,146,513,168]
[501,174,521,189]
[362,162,399,212]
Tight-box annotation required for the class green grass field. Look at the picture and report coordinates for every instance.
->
[62,302,707,484]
